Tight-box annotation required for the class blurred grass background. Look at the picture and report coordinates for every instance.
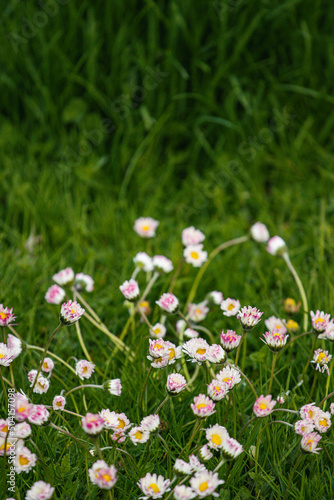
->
[1,1,334,498]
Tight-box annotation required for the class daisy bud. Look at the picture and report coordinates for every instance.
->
[220,330,241,352]
[52,267,74,286]
[89,460,117,489]
[0,304,16,327]
[32,376,50,394]
[207,344,226,364]
[141,414,160,432]
[286,319,299,333]
[119,279,140,302]
[156,293,179,314]
[294,419,315,436]
[253,394,276,417]
[74,273,94,292]
[153,255,174,273]
[266,235,287,256]
[45,284,66,305]
[206,291,223,306]
[176,319,187,335]
[299,402,321,421]
[199,444,214,461]
[14,422,32,439]
[182,226,205,246]
[76,359,95,380]
[283,297,301,314]
[189,455,206,472]
[60,300,85,325]
[237,306,263,331]
[134,217,159,238]
[52,395,66,411]
[103,378,122,396]
[81,413,105,435]
[25,481,55,500]
[166,373,187,394]
[250,222,270,243]
[191,394,216,418]
[300,432,322,454]
[133,252,154,272]
[221,436,243,460]
[184,328,199,338]
[174,459,193,475]
[314,412,331,433]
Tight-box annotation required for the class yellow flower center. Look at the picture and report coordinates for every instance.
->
[222,377,232,384]
[214,386,221,392]
[286,319,298,329]
[285,298,296,306]
[117,419,125,429]
[70,309,75,314]
[301,426,305,432]
[315,318,324,324]
[18,407,26,413]
[149,483,160,493]
[211,434,222,446]
[196,308,201,314]
[319,419,328,428]
[19,455,30,466]
[306,438,313,449]
[142,225,150,231]
[140,301,149,308]
[38,381,45,389]
[190,251,199,259]
[134,430,143,440]
[82,366,88,373]
[199,482,209,492]
[316,353,326,362]
[0,312,8,320]
[102,474,111,482]
[2,425,8,433]
[0,442,12,452]
[0,354,4,359]
[308,410,314,418]
[227,303,235,311]
[196,403,207,410]
[275,324,281,330]
[168,348,175,360]
[196,348,206,355]
[155,343,164,350]
[43,361,49,369]
[259,403,267,410]
[56,401,63,407]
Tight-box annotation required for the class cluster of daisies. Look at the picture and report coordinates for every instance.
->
[45,267,94,305]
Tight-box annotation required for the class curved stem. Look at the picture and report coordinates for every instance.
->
[179,418,203,459]
[137,306,154,330]
[141,271,160,302]
[319,390,334,407]
[238,416,256,437]
[74,290,101,324]
[26,344,77,375]
[83,312,133,358]
[185,235,249,309]
[283,254,308,332]
[288,331,311,346]
[273,408,299,414]
[140,366,153,410]
[268,352,277,394]
[282,453,304,500]
[302,335,317,377]
[214,457,226,472]
[65,384,102,397]
[49,423,89,452]
[29,323,63,397]
[155,394,170,414]
[226,363,258,398]
[234,331,245,367]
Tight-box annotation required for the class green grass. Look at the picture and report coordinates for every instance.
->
[0,0,334,498]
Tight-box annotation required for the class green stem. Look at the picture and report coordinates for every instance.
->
[168,258,184,293]
[282,453,304,500]
[302,334,317,378]
[65,384,102,397]
[319,389,334,407]
[214,457,227,472]
[179,419,203,459]
[155,394,170,414]
[268,352,277,394]
[185,235,249,309]
[226,363,258,398]
[26,344,77,375]
[137,305,154,330]
[309,371,318,400]
[75,290,102,324]
[140,366,153,410]
[283,253,308,332]
[322,358,333,410]
[49,423,89,452]
[29,323,63,397]
[234,332,245,367]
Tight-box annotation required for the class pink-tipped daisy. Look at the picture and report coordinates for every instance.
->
[25,481,55,500]
[119,279,140,302]
[52,267,74,286]
[311,348,332,375]
[60,300,85,325]
[294,419,315,436]
[237,306,263,330]
[216,365,241,389]
[52,395,66,411]
[207,379,229,401]
[81,413,105,435]
[75,273,94,292]
[310,310,331,334]
[264,316,287,334]
[253,395,276,417]
[206,424,228,450]
[134,217,159,238]
[137,472,171,499]
[45,284,66,304]
[190,470,224,498]
[183,244,208,268]
[191,394,216,418]
[0,304,16,327]
[266,236,287,256]
[220,330,241,352]
[133,252,154,272]
[89,460,117,489]
[261,330,289,352]
[153,255,174,273]
[166,373,187,394]
[250,222,270,242]
[41,357,54,373]
[221,298,240,317]
[76,359,95,380]
[156,293,179,314]
[182,226,205,247]
[187,302,209,322]
[182,338,210,365]
[300,432,322,454]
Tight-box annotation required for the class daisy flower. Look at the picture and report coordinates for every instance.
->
[311,348,332,374]
[74,273,94,292]
[183,244,208,267]
[220,330,241,352]
[41,357,54,373]
[261,331,289,352]
[32,376,50,394]
[0,343,15,367]
[134,217,159,238]
[207,344,225,364]
[187,302,209,322]
[206,424,228,450]
[0,304,16,327]
[190,470,224,498]
[294,419,315,436]
[299,403,321,421]
[300,432,322,454]
[174,485,197,500]
[182,338,210,365]
[286,319,299,333]
[189,455,206,472]
[141,414,160,432]
[60,300,85,325]
[153,255,174,273]
[81,413,105,435]
[221,436,243,460]
[166,373,187,394]
[138,473,171,499]
[266,236,287,256]
[150,323,167,339]
[129,426,150,445]
[15,442,37,474]
[320,320,334,341]
[119,279,140,302]
[89,460,117,489]
[199,444,214,461]
[25,481,55,500]
[45,284,66,304]
[52,267,74,286]
[15,393,32,422]
[191,394,216,418]
[206,291,223,306]
[14,422,32,439]
[174,459,193,475]
[182,226,205,246]
[0,419,9,435]
[237,306,263,330]
[52,395,66,411]
[156,293,179,314]
[264,316,287,334]
[253,395,277,417]
[100,410,131,432]
[216,365,241,389]
[0,436,15,455]
[76,359,95,380]
[283,297,301,314]
[221,298,240,317]
[310,310,331,334]
[28,405,50,425]
[184,328,199,339]
[250,222,270,242]
[7,334,22,359]
[103,379,122,396]
[207,379,229,401]
[133,252,154,272]
[314,412,331,433]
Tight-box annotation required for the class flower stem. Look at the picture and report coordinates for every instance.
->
[155,394,170,414]
[319,390,334,407]
[137,305,154,330]
[29,323,63,397]
[268,352,277,394]
[26,344,77,375]
[283,253,308,332]
[185,235,249,309]
[168,258,184,293]
[64,384,102,397]
[139,366,153,410]
[214,457,226,472]
[302,335,317,378]
[179,418,202,459]
[322,357,333,410]
[226,363,258,398]
[234,331,245,367]
[282,453,304,500]
[309,371,318,400]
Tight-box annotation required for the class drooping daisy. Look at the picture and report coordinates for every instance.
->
[183,244,208,268]
[14,422,32,439]
[253,395,277,417]
[75,273,94,292]
[191,394,216,418]
[182,226,205,247]
[0,304,16,327]
[41,357,54,373]
[141,414,160,432]
[103,379,122,396]
[221,436,243,460]
[7,334,22,359]
[300,432,322,454]
[89,460,117,489]
[137,472,171,499]
[199,444,214,461]
[52,267,75,286]
[166,373,187,394]
[153,255,174,273]
[174,459,193,475]
[134,217,159,238]
[28,405,50,425]
[187,302,209,322]
[45,284,66,304]
[133,252,154,272]
[15,442,37,474]
[250,222,270,243]
[119,279,140,302]
[261,331,289,352]
[221,298,240,317]
[314,412,331,433]
[237,306,263,330]
[100,410,131,432]
[52,395,66,411]
[25,481,55,500]
[311,348,332,375]
[15,393,32,422]
[60,300,85,325]
[205,424,228,450]
[190,470,224,498]
[299,403,321,421]
[220,330,241,352]
[32,376,50,394]
[76,359,95,380]
[182,338,210,365]
[206,291,223,306]
[264,316,287,335]
[81,413,105,435]
[156,293,179,314]
[0,343,15,367]
[216,365,241,390]
[207,379,229,401]
[188,455,206,472]
[150,323,167,339]
[310,309,331,335]
[294,419,315,436]
[266,236,287,256]
[184,328,199,339]
[129,426,150,445]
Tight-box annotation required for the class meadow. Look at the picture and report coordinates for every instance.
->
[0,0,334,498]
